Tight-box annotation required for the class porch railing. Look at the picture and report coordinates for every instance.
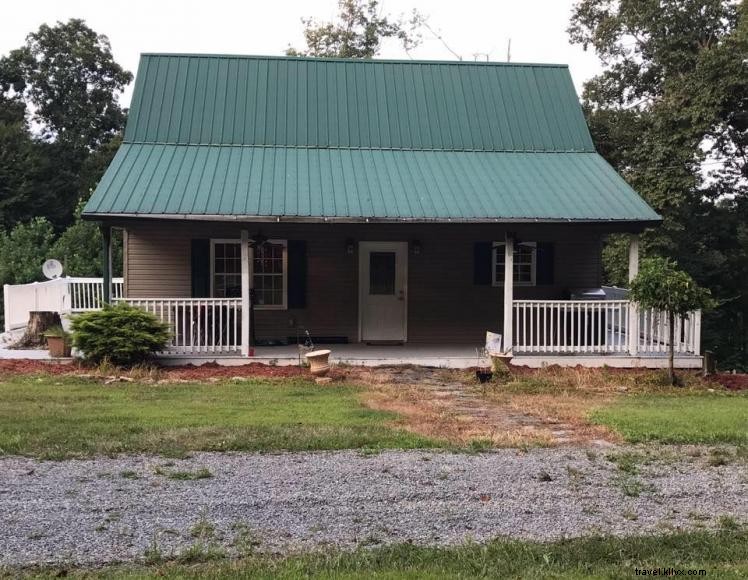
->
[120,298,242,354]
[512,300,701,356]
[70,278,124,311]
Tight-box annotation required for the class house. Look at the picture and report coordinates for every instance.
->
[82,53,702,368]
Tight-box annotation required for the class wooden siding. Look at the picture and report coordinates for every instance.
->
[123,221,603,344]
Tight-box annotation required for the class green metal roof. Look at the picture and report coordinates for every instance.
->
[84,53,660,223]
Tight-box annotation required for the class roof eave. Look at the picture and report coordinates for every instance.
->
[82,212,662,228]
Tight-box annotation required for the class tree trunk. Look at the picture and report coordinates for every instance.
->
[668,313,676,386]
[14,311,63,348]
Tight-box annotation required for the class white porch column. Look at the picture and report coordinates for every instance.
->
[100,225,112,304]
[240,229,251,357]
[627,234,640,355]
[503,233,514,353]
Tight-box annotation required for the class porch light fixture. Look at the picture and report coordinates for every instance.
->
[411,240,422,255]
[345,238,355,255]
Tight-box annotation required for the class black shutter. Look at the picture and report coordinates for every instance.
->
[536,242,555,285]
[287,240,307,308]
[473,242,493,285]
[191,239,211,297]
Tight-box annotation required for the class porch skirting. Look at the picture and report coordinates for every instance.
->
[152,345,703,370]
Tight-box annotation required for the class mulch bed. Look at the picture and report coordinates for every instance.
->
[0,360,80,375]
[710,373,748,391]
[0,358,745,389]
[0,359,307,380]
[165,361,307,380]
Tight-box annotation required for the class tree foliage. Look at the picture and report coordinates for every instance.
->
[630,257,714,383]
[0,218,56,286]
[630,257,714,315]
[0,19,131,230]
[3,18,132,150]
[71,303,171,366]
[286,0,423,58]
[570,0,748,369]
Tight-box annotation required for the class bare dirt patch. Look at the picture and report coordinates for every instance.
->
[337,365,612,447]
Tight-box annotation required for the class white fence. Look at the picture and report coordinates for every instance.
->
[3,278,124,332]
[512,300,701,356]
[121,298,242,354]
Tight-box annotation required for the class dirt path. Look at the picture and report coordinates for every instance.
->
[339,366,615,447]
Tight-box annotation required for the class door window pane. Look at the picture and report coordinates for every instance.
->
[370,252,396,295]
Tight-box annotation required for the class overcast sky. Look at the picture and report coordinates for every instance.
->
[2,0,603,107]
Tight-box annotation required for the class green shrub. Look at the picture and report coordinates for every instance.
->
[71,302,170,366]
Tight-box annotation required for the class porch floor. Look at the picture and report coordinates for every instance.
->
[158,343,703,369]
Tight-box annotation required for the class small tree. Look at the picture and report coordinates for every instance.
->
[71,302,170,366]
[629,257,714,385]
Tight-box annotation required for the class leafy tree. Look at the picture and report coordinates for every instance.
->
[630,257,714,384]
[0,120,40,229]
[286,0,423,58]
[50,200,123,277]
[569,0,748,369]
[2,19,132,150]
[0,19,131,229]
[0,218,56,286]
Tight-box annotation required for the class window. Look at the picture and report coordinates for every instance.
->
[492,242,537,286]
[252,240,287,309]
[212,240,242,297]
[369,252,396,295]
[210,239,288,309]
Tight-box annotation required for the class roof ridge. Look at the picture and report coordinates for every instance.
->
[121,141,596,153]
[138,52,570,68]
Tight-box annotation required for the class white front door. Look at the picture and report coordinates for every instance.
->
[359,242,408,342]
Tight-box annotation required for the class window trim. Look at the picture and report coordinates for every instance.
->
[492,241,537,287]
[209,238,288,310]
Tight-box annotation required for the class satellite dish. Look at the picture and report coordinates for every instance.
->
[42,259,64,280]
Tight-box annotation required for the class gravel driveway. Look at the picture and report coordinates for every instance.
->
[1,448,745,567]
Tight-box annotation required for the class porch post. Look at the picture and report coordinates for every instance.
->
[240,229,251,357]
[627,234,640,355]
[100,224,112,304]
[503,233,514,353]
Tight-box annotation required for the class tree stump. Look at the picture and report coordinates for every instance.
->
[14,311,62,348]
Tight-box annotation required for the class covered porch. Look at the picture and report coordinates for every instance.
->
[96,223,702,369]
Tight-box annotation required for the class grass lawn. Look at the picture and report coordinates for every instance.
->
[20,529,748,579]
[590,393,748,444]
[0,375,439,458]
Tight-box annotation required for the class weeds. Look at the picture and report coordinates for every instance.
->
[231,523,261,555]
[154,466,213,480]
[176,542,226,564]
[190,516,216,539]
[143,538,164,564]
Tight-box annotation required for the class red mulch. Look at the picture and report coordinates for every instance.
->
[709,373,748,391]
[0,359,82,375]
[164,361,307,380]
[0,358,308,379]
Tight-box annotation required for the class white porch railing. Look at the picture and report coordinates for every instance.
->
[70,278,124,311]
[638,307,701,355]
[121,298,242,354]
[512,300,701,356]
